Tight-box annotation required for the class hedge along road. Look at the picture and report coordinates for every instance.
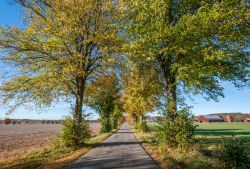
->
[65,123,159,169]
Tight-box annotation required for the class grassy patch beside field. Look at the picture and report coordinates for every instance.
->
[134,130,220,169]
[148,122,250,152]
[0,131,114,169]
[136,122,250,169]
[0,123,101,159]
[195,122,250,152]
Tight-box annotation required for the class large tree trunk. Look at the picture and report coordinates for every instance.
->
[73,76,86,146]
[164,0,177,120]
[159,56,177,120]
[165,71,177,120]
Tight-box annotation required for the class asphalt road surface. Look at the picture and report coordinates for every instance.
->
[66,123,159,169]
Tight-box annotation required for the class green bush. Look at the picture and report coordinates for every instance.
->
[155,108,196,149]
[60,116,91,147]
[111,105,122,129]
[100,118,112,133]
[218,136,250,169]
[135,117,148,133]
[111,117,118,129]
[111,112,119,130]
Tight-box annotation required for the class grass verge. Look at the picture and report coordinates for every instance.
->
[195,122,250,153]
[0,131,116,169]
[134,131,221,169]
[139,122,250,168]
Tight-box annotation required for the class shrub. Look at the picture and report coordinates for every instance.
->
[12,121,16,125]
[218,136,250,169]
[100,118,112,133]
[4,118,11,124]
[135,117,148,133]
[111,105,122,129]
[17,121,21,124]
[60,116,91,147]
[46,120,50,124]
[111,115,118,129]
[41,120,46,124]
[155,108,196,149]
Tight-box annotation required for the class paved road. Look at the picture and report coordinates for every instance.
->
[66,123,159,169]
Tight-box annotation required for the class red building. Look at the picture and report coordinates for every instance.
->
[197,115,224,123]
[243,118,250,123]
[226,116,233,123]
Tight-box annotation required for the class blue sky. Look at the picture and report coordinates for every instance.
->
[0,1,249,120]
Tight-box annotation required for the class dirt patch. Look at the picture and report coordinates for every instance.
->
[0,123,101,159]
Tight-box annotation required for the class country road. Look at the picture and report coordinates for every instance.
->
[66,123,159,169]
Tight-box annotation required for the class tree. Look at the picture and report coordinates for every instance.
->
[86,73,122,133]
[60,114,91,147]
[111,104,123,129]
[3,118,11,124]
[122,63,161,132]
[124,0,249,120]
[0,0,123,146]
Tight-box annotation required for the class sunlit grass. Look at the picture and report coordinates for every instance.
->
[195,122,250,152]
[141,122,250,168]
[134,129,220,169]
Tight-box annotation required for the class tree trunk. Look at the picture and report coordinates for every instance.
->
[164,0,177,120]
[159,56,177,120]
[73,76,86,146]
[166,71,177,120]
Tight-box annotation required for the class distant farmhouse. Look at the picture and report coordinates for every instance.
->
[243,118,250,123]
[197,115,224,123]
[146,116,158,123]
[196,113,250,123]
[242,114,250,123]
[226,115,233,123]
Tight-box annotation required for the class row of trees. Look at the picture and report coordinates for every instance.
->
[86,74,123,133]
[0,0,249,148]
[122,64,162,132]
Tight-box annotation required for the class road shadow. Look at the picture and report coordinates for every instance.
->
[65,152,159,169]
[116,131,134,134]
[95,141,139,147]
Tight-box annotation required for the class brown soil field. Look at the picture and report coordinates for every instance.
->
[0,123,101,159]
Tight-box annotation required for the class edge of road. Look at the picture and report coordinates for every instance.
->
[130,125,161,169]
[64,127,120,169]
